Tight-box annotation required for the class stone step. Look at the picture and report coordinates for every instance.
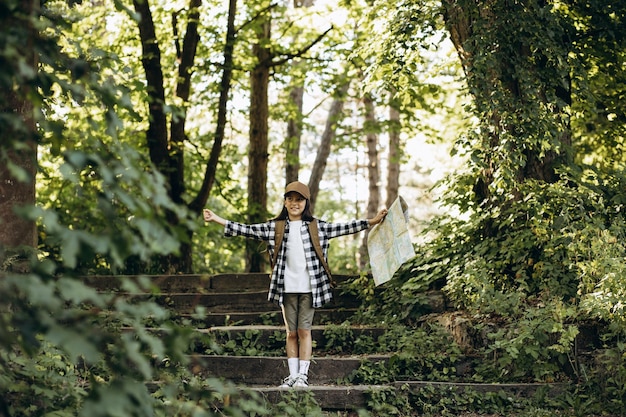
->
[248,380,568,411]
[145,380,389,412]
[248,384,389,411]
[130,290,361,314]
[152,291,277,313]
[147,377,568,412]
[134,325,387,355]
[396,380,568,397]
[84,273,358,293]
[205,324,386,349]
[186,354,390,385]
[83,273,270,292]
[177,307,359,327]
[147,362,569,412]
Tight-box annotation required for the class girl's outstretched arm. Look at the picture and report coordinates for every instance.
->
[203,209,227,226]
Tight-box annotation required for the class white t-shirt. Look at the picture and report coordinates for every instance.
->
[283,220,312,293]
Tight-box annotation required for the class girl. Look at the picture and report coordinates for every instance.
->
[203,181,387,388]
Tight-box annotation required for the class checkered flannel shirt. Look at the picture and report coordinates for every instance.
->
[224,218,369,308]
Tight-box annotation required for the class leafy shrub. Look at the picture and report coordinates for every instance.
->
[323,322,357,354]
[347,323,463,385]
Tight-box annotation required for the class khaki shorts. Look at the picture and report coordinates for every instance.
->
[282,293,315,331]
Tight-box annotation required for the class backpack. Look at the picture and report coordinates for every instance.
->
[271,219,335,286]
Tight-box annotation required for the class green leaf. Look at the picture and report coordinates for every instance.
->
[46,326,101,364]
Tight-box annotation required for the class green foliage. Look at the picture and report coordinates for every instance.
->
[323,322,356,354]
[0,341,86,415]
[474,303,578,383]
[345,323,463,385]
[406,384,535,417]
[585,341,626,414]
[365,386,412,416]
[37,141,196,274]
[353,155,626,409]
[206,328,285,357]
[0,267,270,416]
[264,390,324,417]
[373,169,626,315]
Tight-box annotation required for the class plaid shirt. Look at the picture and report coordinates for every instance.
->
[224,218,369,308]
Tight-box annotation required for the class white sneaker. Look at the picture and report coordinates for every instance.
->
[293,373,308,387]
[279,375,298,388]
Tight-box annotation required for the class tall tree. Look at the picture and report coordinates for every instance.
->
[359,92,381,268]
[367,0,626,326]
[129,0,332,273]
[284,0,315,184]
[308,81,351,211]
[189,0,238,213]
[386,91,401,208]
[0,0,38,263]
[246,4,272,272]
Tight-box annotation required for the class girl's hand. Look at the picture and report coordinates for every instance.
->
[204,209,227,226]
[203,209,226,225]
[203,209,214,222]
[369,208,388,226]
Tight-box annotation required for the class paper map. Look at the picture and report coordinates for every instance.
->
[367,196,415,286]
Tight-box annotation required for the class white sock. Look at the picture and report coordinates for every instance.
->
[299,360,310,375]
[288,357,299,377]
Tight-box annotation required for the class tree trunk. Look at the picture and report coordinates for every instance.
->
[133,0,169,173]
[133,0,177,274]
[189,0,237,214]
[308,82,350,212]
[185,0,238,272]
[359,93,380,269]
[168,0,202,273]
[285,85,304,184]
[386,92,401,208]
[246,15,272,272]
[170,0,202,206]
[0,0,38,266]
[284,0,315,184]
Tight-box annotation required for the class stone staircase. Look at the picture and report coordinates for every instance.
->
[86,273,395,411]
[85,273,566,413]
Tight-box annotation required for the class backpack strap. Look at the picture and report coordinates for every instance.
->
[271,219,286,269]
[308,219,333,283]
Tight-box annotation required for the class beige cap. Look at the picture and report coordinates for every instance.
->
[284,181,310,200]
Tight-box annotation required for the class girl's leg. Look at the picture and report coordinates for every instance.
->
[281,295,301,386]
[297,328,312,360]
[295,294,315,384]
[285,330,299,357]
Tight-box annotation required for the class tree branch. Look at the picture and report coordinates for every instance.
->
[272,25,333,67]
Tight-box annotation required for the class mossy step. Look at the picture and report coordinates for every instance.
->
[83,273,269,292]
[395,380,569,399]
[109,290,361,313]
[83,273,359,293]
[186,354,390,385]
[248,384,389,411]
[146,378,570,412]
[176,307,359,327]
[129,325,387,355]
[205,324,385,346]
[249,381,569,411]
[145,380,389,412]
